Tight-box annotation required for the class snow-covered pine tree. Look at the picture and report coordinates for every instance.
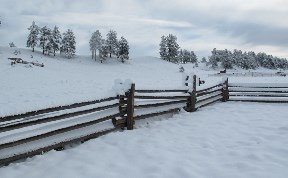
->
[255,52,267,67]
[106,30,118,58]
[201,57,207,63]
[48,26,62,56]
[182,49,190,63]
[60,29,76,59]
[99,39,109,63]
[166,34,179,63]
[45,39,53,55]
[220,49,233,69]
[27,21,39,52]
[89,30,103,61]
[274,57,288,70]
[177,49,184,63]
[281,58,288,70]
[233,49,243,68]
[117,36,129,63]
[247,51,258,69]
[89,32,96,60]
[190,51,198,63]
[209,48,220,68]
[9,42,16,47]
[262,55,276,69]
[39,26,51,55]
[159,35,167,61]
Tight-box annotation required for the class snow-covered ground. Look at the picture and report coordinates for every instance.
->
[1,102,288,178]
[1,46,288,177]
[1,46,287,116]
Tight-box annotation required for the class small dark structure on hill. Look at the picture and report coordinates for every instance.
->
[219,68,226,74]
[8,58,44,67]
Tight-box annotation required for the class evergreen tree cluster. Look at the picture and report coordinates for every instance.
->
[177,49,198,64]
[159,34,197,64]
[209,48,288,70]
[27,21,76,58]
[89,30,129,63]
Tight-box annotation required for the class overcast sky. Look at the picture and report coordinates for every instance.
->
[0,0,288,58]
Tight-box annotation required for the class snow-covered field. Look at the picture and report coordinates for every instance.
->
[1,46,288,177]
[1,103,288,178]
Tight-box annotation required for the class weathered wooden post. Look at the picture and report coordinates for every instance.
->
[112,94,126,129]
[186,75,197,112]
[222,77,229,102]
[126,83,135,130]
[119,95,126,117]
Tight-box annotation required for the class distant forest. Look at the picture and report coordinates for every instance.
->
[159,34,288,70]
[208,48,288,70]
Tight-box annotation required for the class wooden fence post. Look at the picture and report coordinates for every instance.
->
[186,75,197,112]
[222,78,229,102]
[112,95,126,129]
[126,83,135,130]
[119,95,126,117]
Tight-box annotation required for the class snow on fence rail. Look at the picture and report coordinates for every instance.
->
[2,76,287,166]
[228,82,288,103]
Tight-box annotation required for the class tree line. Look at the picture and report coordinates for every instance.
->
[89,30,129,63]
[209,48,288,70]
[26,21,130,62]
[159,34,288,70]
[27,21,76,58]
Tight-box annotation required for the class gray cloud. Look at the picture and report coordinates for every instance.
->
[1,0,288,58]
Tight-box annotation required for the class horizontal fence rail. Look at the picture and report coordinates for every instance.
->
[0,96,118,123]
[135,89,188,93]
[228,82,288,103]
[0,102,120,133]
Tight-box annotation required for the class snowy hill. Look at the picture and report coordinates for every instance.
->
[1,46,287,116]
[1,46,288,178]
[0,46,188,116]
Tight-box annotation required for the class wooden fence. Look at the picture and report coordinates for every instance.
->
[5,76,287,166]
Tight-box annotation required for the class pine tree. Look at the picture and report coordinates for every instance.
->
[117,37,129,63]
[233,49,243,68]
[190,51,198,63]
[262,55,276,69]
[89,30,103,61]
[256,52,267,67]
[27,21,39,52]
[182,49,190,63]
[201,57,207,63]
[177,49,184,63]
[209,48,219,68]
[45,39,53,55]
[39,26,51,55]
[220,49,233,69]
[61,29,76,59]
[48,26,62,56]
[159,35,167,61]
[106,30,118,58]
[99,39,109,63]
[247,51,258,69]
[166,34,179,63]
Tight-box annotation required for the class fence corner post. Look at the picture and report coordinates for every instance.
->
[126,83,135,130]
[186,75,197,112]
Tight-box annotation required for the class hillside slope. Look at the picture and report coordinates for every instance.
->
[1,46,287,116]
[0,47,188,116]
